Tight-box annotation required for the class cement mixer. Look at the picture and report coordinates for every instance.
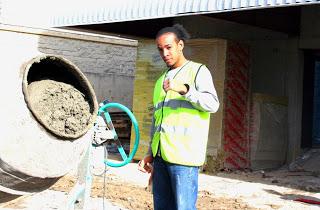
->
[0,53,140,207]
[0,54,99,195]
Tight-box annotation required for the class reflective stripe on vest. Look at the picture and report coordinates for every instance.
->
[151,61,210,166]
[154,99,195,111]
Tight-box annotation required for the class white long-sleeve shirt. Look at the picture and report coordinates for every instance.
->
[180,63,219,113]
[147,61,220,155]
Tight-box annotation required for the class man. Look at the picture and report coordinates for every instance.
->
[138,24,219,210]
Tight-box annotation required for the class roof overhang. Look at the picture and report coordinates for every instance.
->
[1,0,320,28]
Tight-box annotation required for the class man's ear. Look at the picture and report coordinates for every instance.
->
[178,40,184,51]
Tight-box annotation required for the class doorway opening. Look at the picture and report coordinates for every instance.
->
[301,50,320,148]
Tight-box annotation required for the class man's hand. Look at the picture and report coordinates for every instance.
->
[138,155,154,190]
[138,155,153,173]
[163,79,188,95]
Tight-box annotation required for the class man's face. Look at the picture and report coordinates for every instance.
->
[156,32,184,68]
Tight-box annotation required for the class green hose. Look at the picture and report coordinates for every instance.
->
[97,102,140,167]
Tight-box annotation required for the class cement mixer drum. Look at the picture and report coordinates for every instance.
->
[0,54,98,195]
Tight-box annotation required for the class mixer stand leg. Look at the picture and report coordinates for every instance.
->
[66,142,93,210]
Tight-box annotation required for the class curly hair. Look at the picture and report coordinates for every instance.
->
[156,24,191,42]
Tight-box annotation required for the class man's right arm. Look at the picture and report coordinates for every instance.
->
[137,110,154,173]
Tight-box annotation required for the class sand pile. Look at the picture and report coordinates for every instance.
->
[28,79,92,137]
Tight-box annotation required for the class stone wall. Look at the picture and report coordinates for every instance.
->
[0,24,138,108]
[35,28,138,108]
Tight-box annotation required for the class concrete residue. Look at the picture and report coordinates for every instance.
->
[289,149,320,173]
[28,79,92,137]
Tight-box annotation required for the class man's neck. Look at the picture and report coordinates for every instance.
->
[170,58,188,70]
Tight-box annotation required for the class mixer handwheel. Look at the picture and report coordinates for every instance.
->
[97,102,140,167]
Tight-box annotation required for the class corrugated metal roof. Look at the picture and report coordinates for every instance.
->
[1,0,320,27]
[50,0,320,27]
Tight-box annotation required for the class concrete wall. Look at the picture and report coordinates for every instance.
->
[177,15,288,41]
[248,39,302,166]
[285,5,320,162]
[177,16,293,97]
[300,5,320,49]
[178,8,320,167]
[247,5,320,164]
[176,15,297,168]
[179,7,320,167]
[249,40,289,97]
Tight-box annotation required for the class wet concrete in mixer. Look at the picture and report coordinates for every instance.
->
[27,79,92,137]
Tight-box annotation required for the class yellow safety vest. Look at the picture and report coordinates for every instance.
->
[151,61,210,166]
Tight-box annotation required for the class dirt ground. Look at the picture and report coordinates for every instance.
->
[3,165,320,210]
[49,173,256,210]
[1,152,320,210]
[50,166,320,210]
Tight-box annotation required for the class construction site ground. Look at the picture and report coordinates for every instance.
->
[1,155,320,210]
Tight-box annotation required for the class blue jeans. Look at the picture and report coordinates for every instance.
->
[152,156,199,210]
